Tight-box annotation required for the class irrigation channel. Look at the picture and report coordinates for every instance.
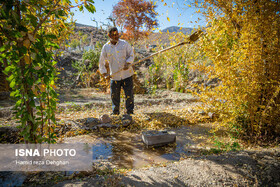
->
[1,89,223,186]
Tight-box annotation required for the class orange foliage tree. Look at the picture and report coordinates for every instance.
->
[112,0,159,42]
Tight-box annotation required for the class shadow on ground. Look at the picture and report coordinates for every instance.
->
[145,112,189,127]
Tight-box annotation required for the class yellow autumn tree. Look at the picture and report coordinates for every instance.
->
[149,32,194,93]
[191,0,280,142]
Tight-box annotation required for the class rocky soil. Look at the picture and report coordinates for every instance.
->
[49,89,280,187]
[1,88,279,186]
[54,148,280,187]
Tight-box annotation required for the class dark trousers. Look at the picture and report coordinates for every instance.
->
[110,76,134,114]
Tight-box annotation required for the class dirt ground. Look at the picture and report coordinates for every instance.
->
[54,147,280,187]
[1,88,280,186]
[47,89,280,186]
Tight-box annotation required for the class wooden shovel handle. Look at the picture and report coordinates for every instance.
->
[107,30,204,79]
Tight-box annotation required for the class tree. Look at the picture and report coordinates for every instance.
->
[0,0,95,143]
[112,0,159,42]
[191,0,280,142]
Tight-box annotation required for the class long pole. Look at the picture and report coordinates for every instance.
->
[108,30,204,79]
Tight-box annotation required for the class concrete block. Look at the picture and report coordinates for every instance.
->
[142,130,176,146]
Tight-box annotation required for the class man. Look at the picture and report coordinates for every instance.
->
[99,27,134,115]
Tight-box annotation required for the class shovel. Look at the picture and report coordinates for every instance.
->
[106,30,204,79]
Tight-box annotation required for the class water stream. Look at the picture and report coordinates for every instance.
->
[63,123,214,169]
[0,123,216,185]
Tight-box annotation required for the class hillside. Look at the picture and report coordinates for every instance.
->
[136,32,176,47]
[74,23,95,28]
[69,23,195,48]
[69,23,108,47]
[162,26,193,35]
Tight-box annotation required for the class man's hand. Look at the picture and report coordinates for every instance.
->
[101,73,111,80]
[123,62,130,70]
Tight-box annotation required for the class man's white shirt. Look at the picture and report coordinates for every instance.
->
[99,39,134,80]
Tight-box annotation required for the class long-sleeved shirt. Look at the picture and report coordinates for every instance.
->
[99,39,134,80]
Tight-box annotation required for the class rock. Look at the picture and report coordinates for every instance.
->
[95,123,119,129]
[122,114,132,126]
[99,114,111,124]
[56,120,81,135]
[66,120,81,130]
[85,118,100,128]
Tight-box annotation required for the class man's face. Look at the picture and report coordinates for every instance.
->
[109,29,119,43]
